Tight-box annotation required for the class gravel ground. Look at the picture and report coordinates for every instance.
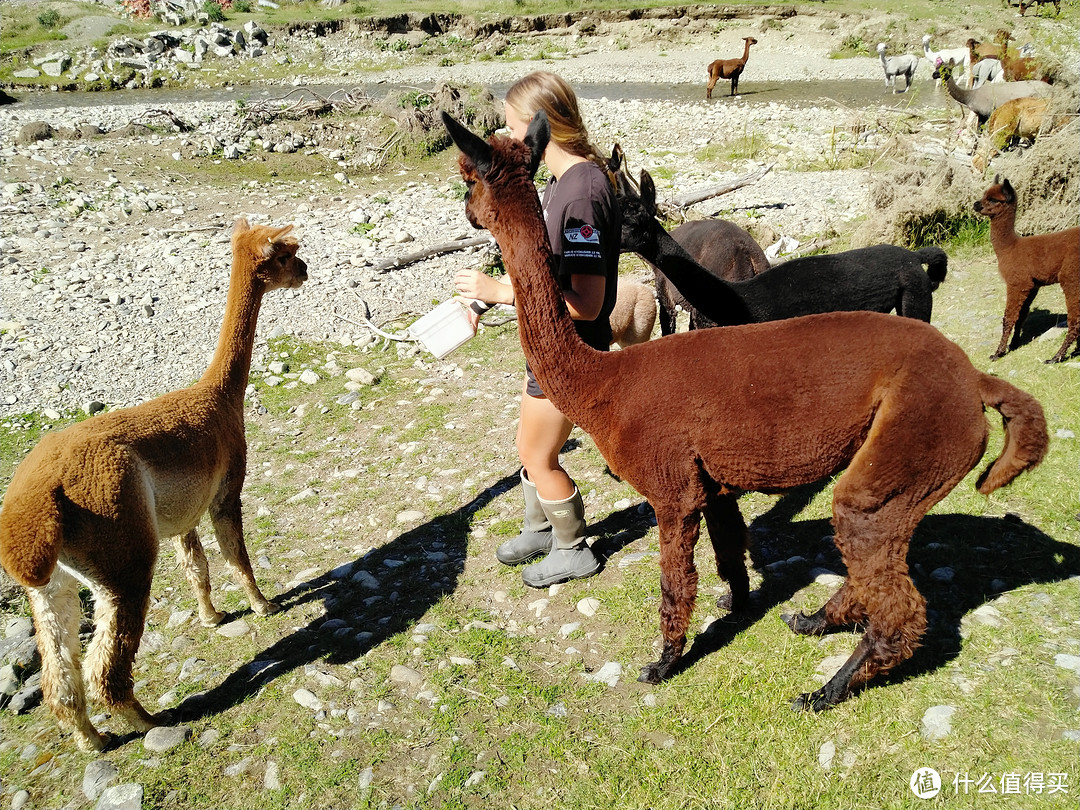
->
[0,8,1075,417]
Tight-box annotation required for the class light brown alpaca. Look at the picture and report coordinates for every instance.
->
[442,110,1047,710]
[609,280,657,348]
[0,219,307,751]
[706,37,757,99]
[973,176,1080,363]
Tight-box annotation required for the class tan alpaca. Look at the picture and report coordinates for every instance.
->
[0,219,307,751]
[609,280,657,348]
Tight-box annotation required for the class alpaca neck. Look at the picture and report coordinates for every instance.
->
[742,41,752,62]
[198,262,266,402]
[649,227,751,325]
[988,206,1019,252]
[944,75,969,103]
[495,196,607,430]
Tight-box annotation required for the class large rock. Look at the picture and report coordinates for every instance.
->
[15,121,55,145]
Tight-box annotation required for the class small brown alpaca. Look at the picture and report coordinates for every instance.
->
[973,176,1080,363]
[442,110,1048,710]
[0,219,307,751]
[609,280,657,348]
[706,37,757,99]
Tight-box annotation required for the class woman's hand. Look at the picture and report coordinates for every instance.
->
[454,269,514,305]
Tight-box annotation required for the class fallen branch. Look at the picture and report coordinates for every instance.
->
[372,235,494,273]
[662,162,775,214]
[335,293,414,342]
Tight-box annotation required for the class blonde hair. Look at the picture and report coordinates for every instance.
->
[505,71,607,169]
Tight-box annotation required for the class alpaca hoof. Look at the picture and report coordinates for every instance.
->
[717,589,753,613]
[790,689,836,713]
[75,728,112,752]
[200,610,226,627]
[638,663,665,685]
[254,600,281,617]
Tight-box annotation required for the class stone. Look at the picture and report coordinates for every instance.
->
[389,664,423,686]
[143,725,191,752]
[95,783,143,810]
[83,759,119,800]
[920,705,956,740]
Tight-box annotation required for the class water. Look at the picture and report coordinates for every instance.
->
[9,78,948,113]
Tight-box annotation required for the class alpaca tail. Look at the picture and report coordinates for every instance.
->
[916,246,948,291]
[975,374,1049,495]
[0,477,63,588]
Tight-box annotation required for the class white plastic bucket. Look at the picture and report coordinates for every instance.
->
[409,298,475,359]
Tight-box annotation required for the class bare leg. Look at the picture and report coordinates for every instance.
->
[702,492,750,613]
[210,498,279,616]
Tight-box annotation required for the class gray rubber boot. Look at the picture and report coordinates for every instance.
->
[495,470,553,565]
[521,488,600,588]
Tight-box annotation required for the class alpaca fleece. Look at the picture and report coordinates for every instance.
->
[442,109,1048,711]
[0,219,307,751]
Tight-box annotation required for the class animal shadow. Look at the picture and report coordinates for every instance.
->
[1009,308,1068,351]
[674,511,1079,698]
[176,471,523,722]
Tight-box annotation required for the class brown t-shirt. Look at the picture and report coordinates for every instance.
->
[540,160,621,350]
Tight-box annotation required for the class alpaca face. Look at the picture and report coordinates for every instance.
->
[973,176,1016,218]
[259,238,307,291]
[441,111,550,233]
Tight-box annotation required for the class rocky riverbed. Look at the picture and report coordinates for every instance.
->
[9,4,1053,417]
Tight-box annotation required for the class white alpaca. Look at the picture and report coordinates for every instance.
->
[878,43,920,93]
[922,34,971,87]
[971,57,1005,88]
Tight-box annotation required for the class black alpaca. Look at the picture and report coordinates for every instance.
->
[616,166,949,326]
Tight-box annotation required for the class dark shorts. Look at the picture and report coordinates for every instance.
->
[525,362,545,398]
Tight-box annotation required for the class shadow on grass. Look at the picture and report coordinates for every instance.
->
[663,511,1080,703]
[1010,307,1068,352]
[177,470,523,722]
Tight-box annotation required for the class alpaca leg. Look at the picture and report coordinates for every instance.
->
[639,504,701,684]
[658,302,677,336]
[993,285,1035,358]
[210,498,280,616]
[783,578,868,636]
[83,580,164,733]
[26,568,108,751]
[1048,273,1079,363]
[702,493,750,612]
[898,284,933,322]
[174,529,225,626]
[1009,288,1038,351]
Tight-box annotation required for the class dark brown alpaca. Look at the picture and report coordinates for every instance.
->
[0,220,307,750]
[442,110,1048,710]
[706,37,757,99]
[973,176,1080,363]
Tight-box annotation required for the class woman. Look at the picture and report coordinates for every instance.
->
[453,71,621,588]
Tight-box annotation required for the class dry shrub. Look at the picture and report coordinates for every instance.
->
[387,83,502,158]
[855,85,1079,247]
[854,161,986,248]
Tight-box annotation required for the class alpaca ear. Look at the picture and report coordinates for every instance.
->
[639,170,657,217]
[268,224,294,243]
[234,217,250,235]
[608,143,624,175]
[1001,178,1016,202]
[441,111,492,178]
[523,110,550,179]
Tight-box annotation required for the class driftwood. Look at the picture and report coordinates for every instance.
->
[130,108,194,133]
[235,87,376,134]
[661,162,775,216]
[372,235,494,273]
